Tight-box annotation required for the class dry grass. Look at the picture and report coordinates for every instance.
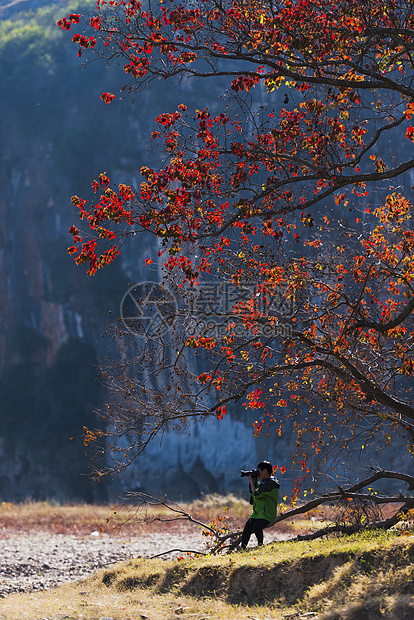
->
[0,497,237,537]
[1,500,414,619]
[1,530,414,619]
[0,496,310,538]
[0,580,281,620]
[0,500,121,536]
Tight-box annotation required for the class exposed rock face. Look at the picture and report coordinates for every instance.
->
[0,439,70,501]
[112,415,292,501]
[0,0,131,500]
[0,0,294,502]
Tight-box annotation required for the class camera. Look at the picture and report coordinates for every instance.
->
[240,469,258,478]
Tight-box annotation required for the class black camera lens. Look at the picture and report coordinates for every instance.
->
[240,469,258,477]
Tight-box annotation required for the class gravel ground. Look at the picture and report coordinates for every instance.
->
[0,530,207,597]
[0,525,290,598]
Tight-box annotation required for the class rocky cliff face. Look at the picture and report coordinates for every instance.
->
[0,0,132,500]
[113,416,294,501]
[0,0,296,502]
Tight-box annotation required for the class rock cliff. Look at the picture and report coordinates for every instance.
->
[0,0,294,502]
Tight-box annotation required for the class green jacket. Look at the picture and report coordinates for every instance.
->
[249,477,280,522]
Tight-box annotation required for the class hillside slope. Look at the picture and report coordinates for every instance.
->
[1,528,413,619]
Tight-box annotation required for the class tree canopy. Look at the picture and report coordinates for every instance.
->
[60,0,414,483]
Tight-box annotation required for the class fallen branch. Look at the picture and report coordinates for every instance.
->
[121,491,220,538]
[121,469,414,556]
[226,469,414,551]
[149,548,209,559]
[269,469,414,527]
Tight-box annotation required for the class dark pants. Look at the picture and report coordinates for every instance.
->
[241,518,270,548]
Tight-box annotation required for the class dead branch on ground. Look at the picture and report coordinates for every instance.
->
[118,470,414,556]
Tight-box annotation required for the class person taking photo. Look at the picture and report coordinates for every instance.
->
[241,460,280,550]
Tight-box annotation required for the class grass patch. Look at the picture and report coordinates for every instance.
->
[0,500,123,536]
[0,495,311,538]
[0,495,253,536]
[1,528,414,619]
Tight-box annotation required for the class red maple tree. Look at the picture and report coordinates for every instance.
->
[59,0,414,477]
